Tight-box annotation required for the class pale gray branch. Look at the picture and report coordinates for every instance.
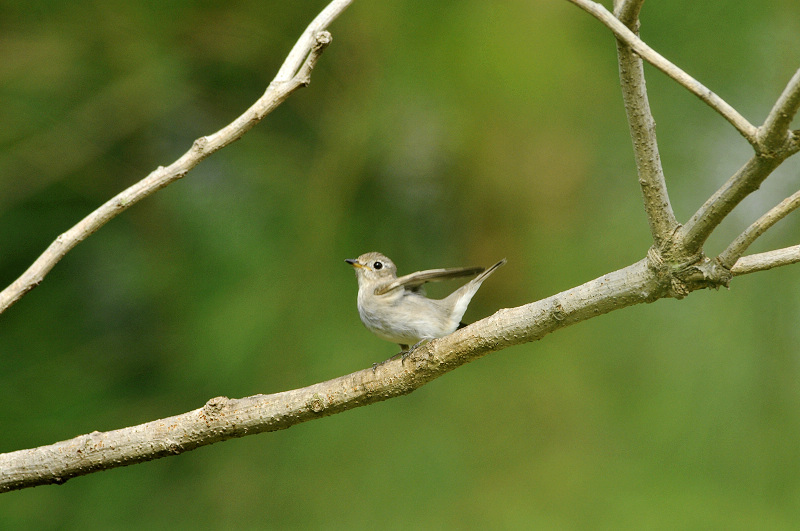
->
[275,0,354,83]
[719,189,800,268]
[566,0,759,146]
[0,0,353,315]
[679,155,785,255]
[613,2,678,247]
[676,72,800,255]
[570,0,800,260]
[731,245,800,276]
[0,257,665,492]
[613,0,644,25]
[758,68,800,153]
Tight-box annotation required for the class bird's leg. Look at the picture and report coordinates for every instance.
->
[372,342,426,371]
[372,344,410,372]
[385,344,409,363]
[400,340,425,363]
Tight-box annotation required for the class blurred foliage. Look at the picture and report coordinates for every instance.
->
[2,0,800,528]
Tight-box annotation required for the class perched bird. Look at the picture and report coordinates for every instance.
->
[345,252,506,355]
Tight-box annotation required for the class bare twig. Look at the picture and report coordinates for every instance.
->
[566,0,759,146]
[731,245,800,276]
[678,71,800,255]
[718,189,800,268]
[758,68,800,153]
[679,155,785,255]
[275,0,353,83]
[613,0,678,247]
[0,0,353,315]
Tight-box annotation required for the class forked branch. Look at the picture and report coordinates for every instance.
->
[574,0,800,261]
[679,72,800,254]
[567,0,759,146]
[719,190,800,268]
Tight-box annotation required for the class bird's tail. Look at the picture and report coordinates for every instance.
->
[472,258,507,285]
[446,258,506,321]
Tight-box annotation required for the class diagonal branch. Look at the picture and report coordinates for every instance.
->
[718,189,800,268]
[613,0,678,247]
[675,69,800,255]
[758,68,800,153]
[0,0,353,315]
[678,154,786,255]
[275,0,354,84]
[566,0,759,147]
[0,257,665,492]
[731,245,800,276]
[4,241,799,491]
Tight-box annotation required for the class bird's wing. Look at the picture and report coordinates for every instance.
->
[374,266,485,295]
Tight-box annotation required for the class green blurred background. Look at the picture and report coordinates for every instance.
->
[2,0,800,528]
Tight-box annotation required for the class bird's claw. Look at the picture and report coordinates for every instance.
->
[372,341,426,371]
[400,340,425,364]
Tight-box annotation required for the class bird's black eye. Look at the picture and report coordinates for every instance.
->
[373,261,383,270]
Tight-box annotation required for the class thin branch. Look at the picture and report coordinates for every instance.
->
[275,0,354,83]
[613,1,678,247]
[678,154,785,255]
[718,189,800,268]
[731,245,800,276]
[758,68,800,153]
[0,0,353,315]
[0,257,667,492]
[566,0,759,146]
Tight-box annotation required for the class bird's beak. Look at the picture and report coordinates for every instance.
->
[345,259,363,269]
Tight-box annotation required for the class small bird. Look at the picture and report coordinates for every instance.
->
[345,252,506,356]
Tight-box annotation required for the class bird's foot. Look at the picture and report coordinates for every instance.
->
[372,350,404,372]
[372,341,426,371]
[400,340,426,364]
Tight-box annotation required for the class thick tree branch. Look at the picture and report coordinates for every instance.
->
[5,242,799,491]
[566,0,759,147]
[731,245,800,276]
[613,0,678,248]
[718,189,800,268]
[0,0,353,315]
[0,257,668,492]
